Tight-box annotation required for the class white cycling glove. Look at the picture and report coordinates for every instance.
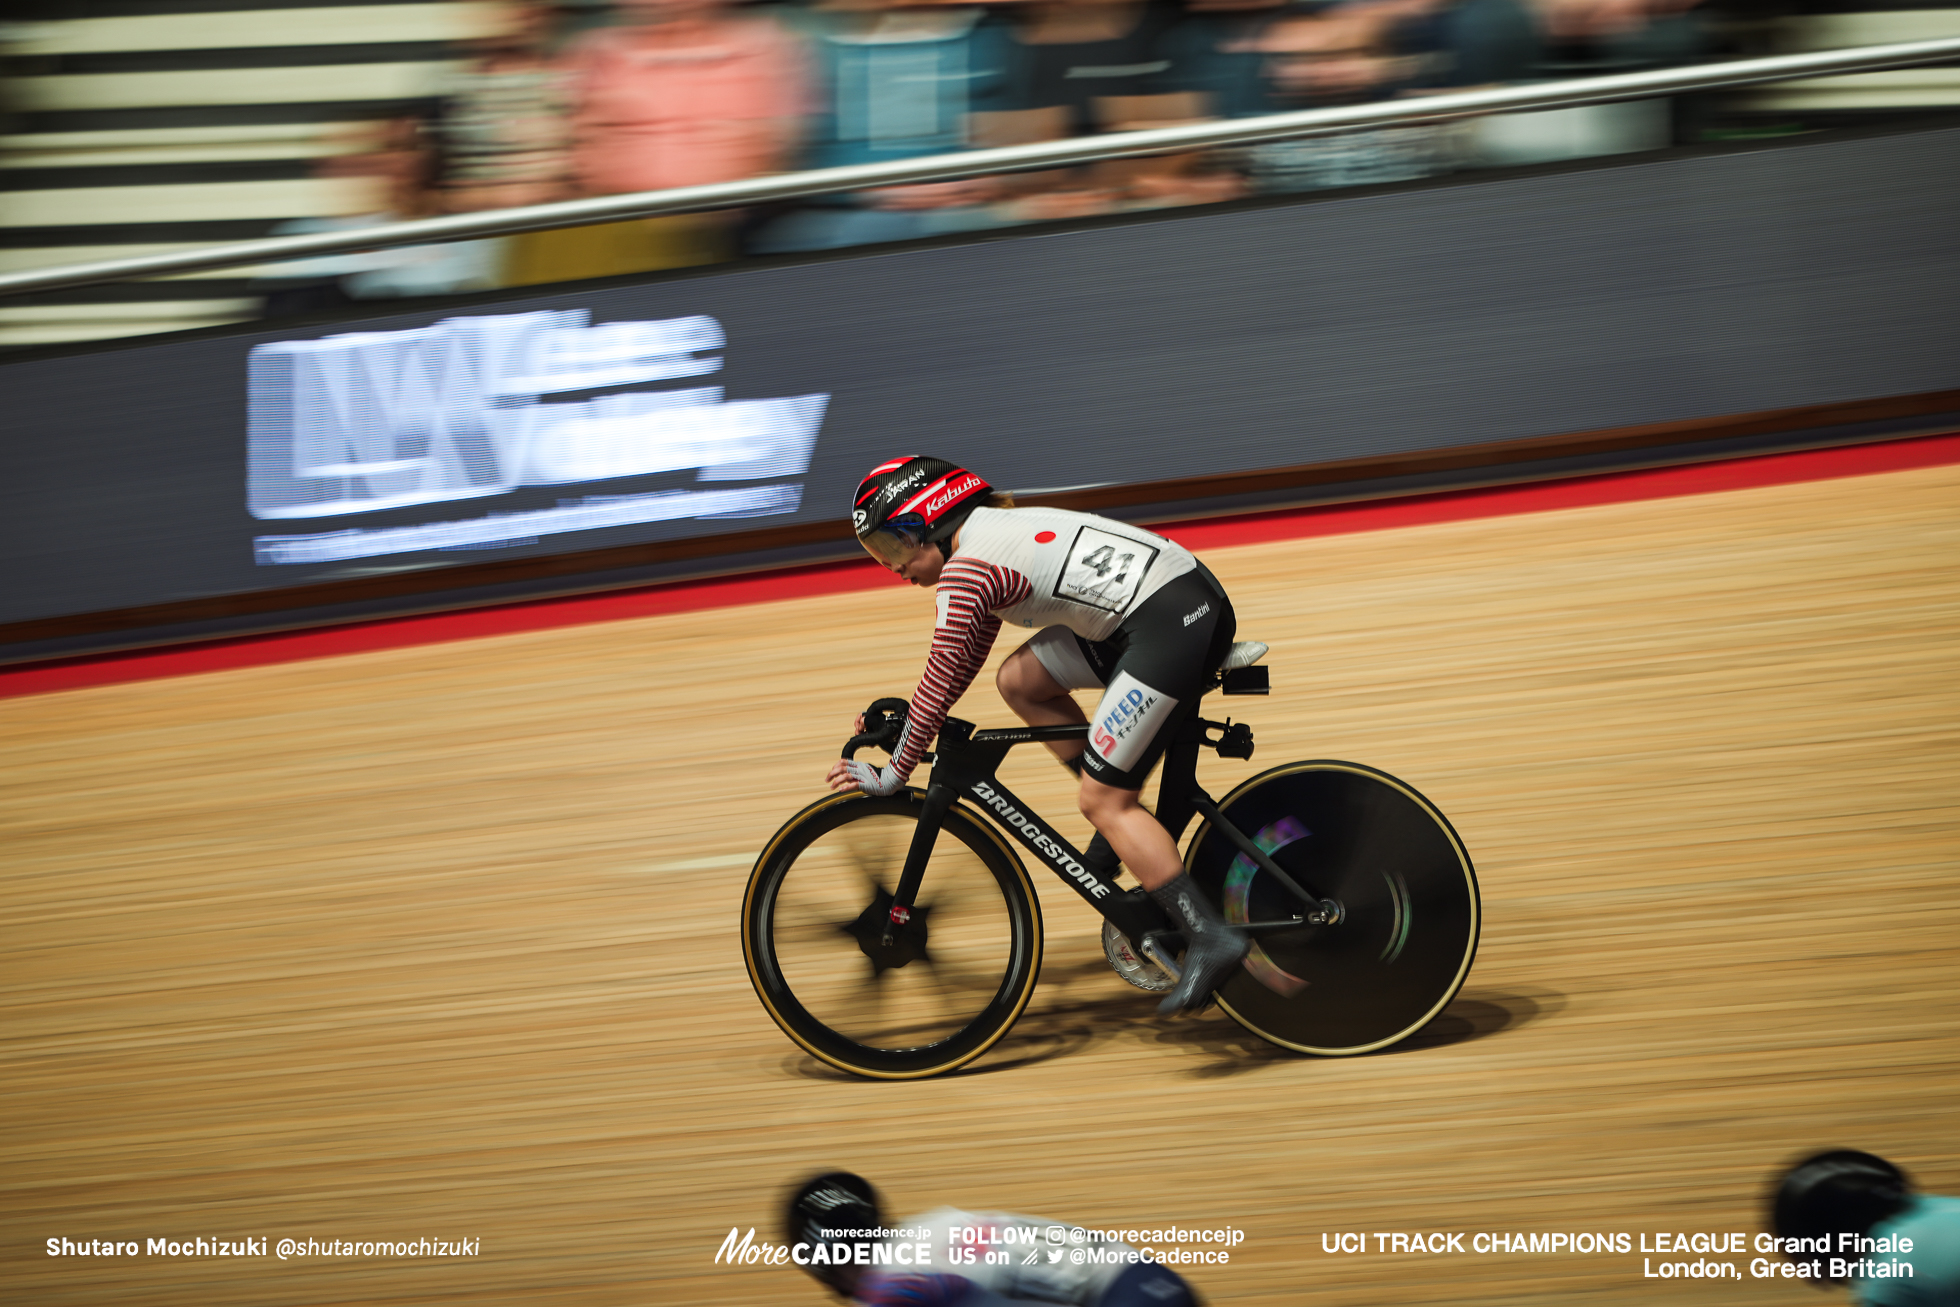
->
[844,719,916,796]
[841,758,906,797]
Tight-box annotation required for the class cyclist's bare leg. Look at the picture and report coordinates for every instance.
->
[1081,775,1248,1014]
[996,645,1087,767]
[1076,776,1182,891]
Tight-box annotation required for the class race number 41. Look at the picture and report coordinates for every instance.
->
[1056,527,1157,614]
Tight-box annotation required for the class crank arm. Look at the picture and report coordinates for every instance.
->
[1139,933,1183,982]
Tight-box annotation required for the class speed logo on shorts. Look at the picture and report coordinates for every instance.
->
[1090,671,1179,772]
[1055,526,1157,615]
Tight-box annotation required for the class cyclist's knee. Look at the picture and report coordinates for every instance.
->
[1077,774,1140,825]
[997,644,1062,710]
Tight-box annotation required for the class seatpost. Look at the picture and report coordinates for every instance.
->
[1152,711,1210,844]
[884,784,957,946]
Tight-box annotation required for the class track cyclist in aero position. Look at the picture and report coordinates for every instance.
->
[825,456,1248,1015]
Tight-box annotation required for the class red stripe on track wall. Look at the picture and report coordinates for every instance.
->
[1165,429,1960,553]
[5,430,1958,701]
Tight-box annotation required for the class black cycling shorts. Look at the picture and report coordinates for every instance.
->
[1027,563,1236,791]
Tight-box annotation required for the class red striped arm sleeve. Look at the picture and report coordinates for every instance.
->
[889,559,1033,779]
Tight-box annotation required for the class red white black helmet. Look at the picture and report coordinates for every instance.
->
[852,456,991,567]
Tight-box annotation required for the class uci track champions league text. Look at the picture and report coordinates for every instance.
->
[1316,1227,1922,1286]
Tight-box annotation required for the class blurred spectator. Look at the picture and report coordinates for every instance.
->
[1399,0,1542,86]
[994,0,1181,135]
[1172,0,1539,109]
[1533,0,1705,72]
[430,0,576,215]
[750,0,1017,253]
[1168,0,1533,195]
[1770,1150,1960,1307]
[1090,89,1246,209]
[962,0,1255,221]
[507,0,808,284]
[1240,2,1461,192]
[258,119,503,317]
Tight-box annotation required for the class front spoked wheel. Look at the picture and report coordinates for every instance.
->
[1186,761,1479,1055]
[742,791,1043,1079]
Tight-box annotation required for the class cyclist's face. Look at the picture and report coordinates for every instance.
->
[861,531,945,587]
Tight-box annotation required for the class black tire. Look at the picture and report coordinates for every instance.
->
[742,790,1043,1079]
[1184,761,1479,1055]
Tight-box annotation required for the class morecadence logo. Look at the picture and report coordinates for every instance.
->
[247,310,828,565]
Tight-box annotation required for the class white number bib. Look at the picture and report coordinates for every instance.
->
[1054,526,1157,615]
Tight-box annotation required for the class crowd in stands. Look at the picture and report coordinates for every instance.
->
[263,0,1723,309]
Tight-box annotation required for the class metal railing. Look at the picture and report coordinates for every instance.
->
[2,35,1957,300]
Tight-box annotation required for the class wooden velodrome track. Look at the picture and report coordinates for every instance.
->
[4,454,1957,1306]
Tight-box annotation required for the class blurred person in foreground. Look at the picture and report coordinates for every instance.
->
[1770,1150,1960,1307]
[786,1171,1201,1305]
[507,0,808,283]
[749,0,1017,252]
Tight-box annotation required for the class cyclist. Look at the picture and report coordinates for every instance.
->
[824,455,1247,1015]
[785,1170,1200,1306]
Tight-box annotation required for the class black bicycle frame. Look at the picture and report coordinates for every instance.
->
[881,710,1338,951]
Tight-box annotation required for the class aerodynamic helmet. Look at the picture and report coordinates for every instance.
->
[784,1171,884,1291]
[852,456,991,569]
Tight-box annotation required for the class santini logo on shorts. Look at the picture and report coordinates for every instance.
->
[1091,671,1179,772]
[1183,602,1210,627]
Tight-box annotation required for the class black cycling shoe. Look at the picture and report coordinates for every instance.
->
[1148,873,1248,1016]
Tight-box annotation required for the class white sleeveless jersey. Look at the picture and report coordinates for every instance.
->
[881,507,1199,784]
[953,506,1196,642]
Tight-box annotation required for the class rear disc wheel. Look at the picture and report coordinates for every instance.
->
[1185,761,1479,1055]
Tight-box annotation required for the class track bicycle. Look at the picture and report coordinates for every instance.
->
[741,645,1480,1079]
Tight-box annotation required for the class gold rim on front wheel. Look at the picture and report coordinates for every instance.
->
[741,791,1044,1079]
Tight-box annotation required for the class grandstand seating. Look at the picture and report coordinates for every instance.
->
[2,0,1956,350]
[0,1,554,347]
